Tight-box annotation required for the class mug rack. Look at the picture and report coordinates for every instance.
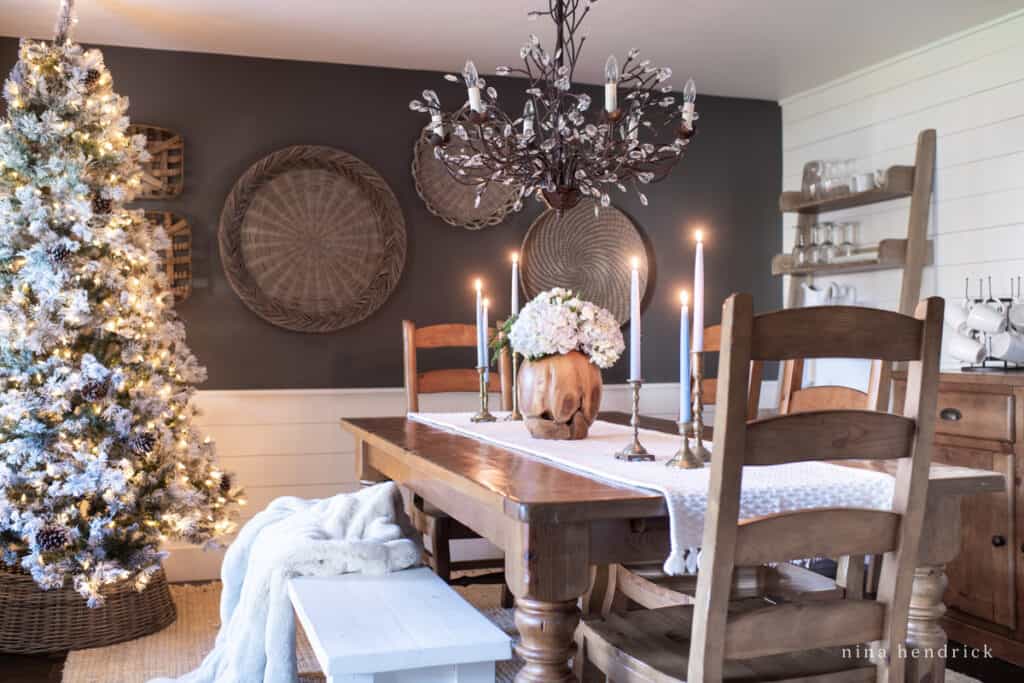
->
[960,277,1024,373]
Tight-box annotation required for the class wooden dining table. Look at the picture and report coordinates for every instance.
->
[340,411,1005,683]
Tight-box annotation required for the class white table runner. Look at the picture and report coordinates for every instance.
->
[410,412,895,574]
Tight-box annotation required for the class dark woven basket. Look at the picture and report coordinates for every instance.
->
[0,565,176,654]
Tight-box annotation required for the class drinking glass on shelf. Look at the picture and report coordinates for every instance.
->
[807,224,822,265]
[839,222,857,257]
[792,231,808,266]
[819,222,837,263]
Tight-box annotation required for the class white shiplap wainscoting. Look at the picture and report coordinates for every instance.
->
[781,9,1024,382]
[163,381,778,581]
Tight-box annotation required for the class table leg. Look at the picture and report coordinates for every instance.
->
[907,494,961,683]
[905,564,949,683]
[505,520,591,683]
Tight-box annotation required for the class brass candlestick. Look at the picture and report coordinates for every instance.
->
[509,352,523,421]
[691,351,710,462]
[471,367,496,423]
[666,419,702,469]
[615,380,653,461]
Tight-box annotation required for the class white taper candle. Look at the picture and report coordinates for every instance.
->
[511,253,520,316]
[474,278,484,368]
[629,256,641,381]
[693,231,705,352]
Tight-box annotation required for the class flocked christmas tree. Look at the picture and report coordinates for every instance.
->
[0,1,239,606]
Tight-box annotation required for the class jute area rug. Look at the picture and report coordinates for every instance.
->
[62,580,520,683]
[61,580,981,683]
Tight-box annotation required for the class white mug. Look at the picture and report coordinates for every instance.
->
[966,301,1007,334]
[944,300,970,334]
[991,331,1024,363]
[1008,305,1024,331]
[947,332,986,364]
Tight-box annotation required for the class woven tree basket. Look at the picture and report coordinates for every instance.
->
[0,565,176,654]
[128,124,185,199]
[146,211,192,303]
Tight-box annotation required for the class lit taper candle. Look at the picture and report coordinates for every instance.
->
[474,278,484,367]
[629,256,641,381]
[511,253,520,316]
[679,290,691,423]
[692,230,705,351]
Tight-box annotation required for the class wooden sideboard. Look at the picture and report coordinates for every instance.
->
[894,370,1023,665]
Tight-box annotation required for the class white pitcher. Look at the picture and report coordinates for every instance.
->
[801,282,837,307]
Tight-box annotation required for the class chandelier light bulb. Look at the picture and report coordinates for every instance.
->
[523,100,535,136]
[464,60,483,112]
[605,55,620,84]
[683,78,697,130]
[604,55,619,113]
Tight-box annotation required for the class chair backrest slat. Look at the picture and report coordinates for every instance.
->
[751,306,924,361]
[788,385,871,413]
[701,323,761,421]
[744,410,915,466]
[687,294,944,682]
[734,509,901,566]
[723,600,886,660]
[402,320,512,413]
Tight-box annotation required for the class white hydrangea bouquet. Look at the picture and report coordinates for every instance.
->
[507,288,625,368]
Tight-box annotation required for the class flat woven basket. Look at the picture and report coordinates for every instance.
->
[521,200,648,324]
[219,146,406,333]
[0,565,176,654]
[411,125,520,230]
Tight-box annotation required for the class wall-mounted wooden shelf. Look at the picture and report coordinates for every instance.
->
[771,238,934,277]
[779,165,915,214]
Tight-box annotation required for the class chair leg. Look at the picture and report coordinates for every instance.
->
[431,517,453,582]
[500,583,514,609]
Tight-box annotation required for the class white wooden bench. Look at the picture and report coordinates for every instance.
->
[288,567,512,683]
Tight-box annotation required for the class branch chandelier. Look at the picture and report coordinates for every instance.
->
[409,0,699,214]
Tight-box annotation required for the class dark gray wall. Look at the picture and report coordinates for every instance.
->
[0,38,781,389]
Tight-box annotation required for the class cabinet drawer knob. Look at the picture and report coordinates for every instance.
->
[992,535,1007,548]
[939,407,962,421]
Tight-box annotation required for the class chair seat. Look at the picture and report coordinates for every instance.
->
[579,602,875,683]
[618,562,844,609]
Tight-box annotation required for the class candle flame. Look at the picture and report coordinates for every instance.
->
[680,290,689,305]
[511,252,519,263]
[474,278,482,292]
[695,229,703,242]
[631,256,640,269]
[482,298,490,308]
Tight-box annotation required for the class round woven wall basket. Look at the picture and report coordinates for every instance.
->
[219,145,407,333]
[520,200,648,324]
[411,125,521,230]
[0,565,176,654]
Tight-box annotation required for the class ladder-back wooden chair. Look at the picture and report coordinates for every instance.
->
[578,294,943,682]
[402,320,513,607]
[606,324,822,614]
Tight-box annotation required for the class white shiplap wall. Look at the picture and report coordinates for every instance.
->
[781,10,1024,379]
[162,382,736,581]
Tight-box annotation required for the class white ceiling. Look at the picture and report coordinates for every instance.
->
[1,0,1020,100]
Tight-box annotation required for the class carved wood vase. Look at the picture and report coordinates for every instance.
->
[518,350,602,440]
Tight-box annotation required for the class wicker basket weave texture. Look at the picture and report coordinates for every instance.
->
[520,200,648,324]
[0,565,176,654]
